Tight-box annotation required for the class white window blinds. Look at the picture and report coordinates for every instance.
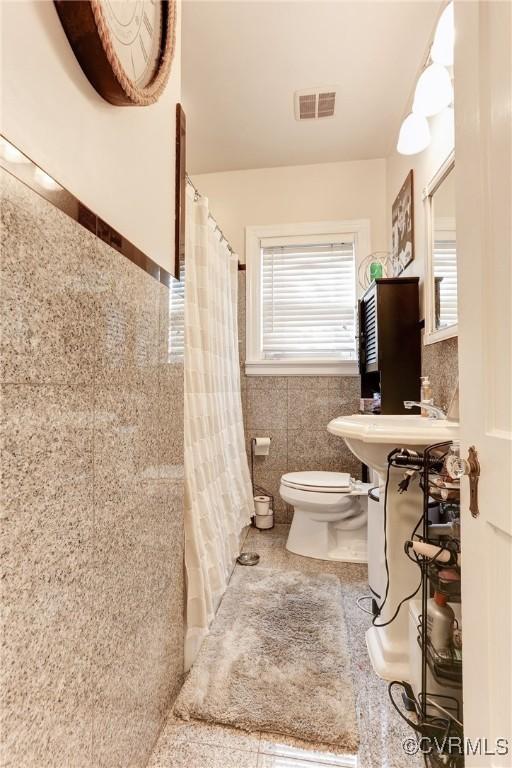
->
[433,237,458,328]
[168,271,185,361]
[261,240,356,360]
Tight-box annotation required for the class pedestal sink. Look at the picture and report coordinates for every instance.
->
[328,414,459,682]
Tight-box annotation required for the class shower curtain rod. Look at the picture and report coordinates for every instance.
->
[185,175,245,270]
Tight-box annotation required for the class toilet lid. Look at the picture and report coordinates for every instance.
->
[281,471,352,493]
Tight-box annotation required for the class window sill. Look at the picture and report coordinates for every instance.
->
[423,323,458,345]
[244,359,359,376]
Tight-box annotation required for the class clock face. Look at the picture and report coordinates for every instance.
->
[102,1,163,88]
[54,0,176,105]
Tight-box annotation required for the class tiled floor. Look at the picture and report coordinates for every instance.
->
[148,525,421,768]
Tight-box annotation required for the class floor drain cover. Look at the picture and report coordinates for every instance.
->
[237,552,260,566]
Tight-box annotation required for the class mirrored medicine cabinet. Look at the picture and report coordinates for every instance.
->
[424,152,458,344]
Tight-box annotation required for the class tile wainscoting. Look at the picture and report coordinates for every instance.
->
[422,335,459,412]
[0,170,184,767]
[238,273,361,523]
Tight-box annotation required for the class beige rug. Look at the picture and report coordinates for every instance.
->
[174,567,359,751]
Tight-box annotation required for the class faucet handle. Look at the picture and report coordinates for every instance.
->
[403,400,447,419]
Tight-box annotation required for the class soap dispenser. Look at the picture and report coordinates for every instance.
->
[420,376,433,417]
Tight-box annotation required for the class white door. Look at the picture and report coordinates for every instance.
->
[455,1,512,765]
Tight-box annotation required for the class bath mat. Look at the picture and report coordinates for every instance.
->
[174,567,359,751]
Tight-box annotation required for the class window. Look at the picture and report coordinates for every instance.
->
[245,220,370,375]
[261,239,356,360]
[168,273,185,361]
[433,234,457,329]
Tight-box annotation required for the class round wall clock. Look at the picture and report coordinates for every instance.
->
[54,0,177,106]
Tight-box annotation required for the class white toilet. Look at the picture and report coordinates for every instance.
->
[279,471,372,563]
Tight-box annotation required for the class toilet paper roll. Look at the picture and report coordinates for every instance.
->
[254,495,271,514]
[253,437,271,456]
[255,511,274,529]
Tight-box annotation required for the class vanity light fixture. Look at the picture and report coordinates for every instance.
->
[412,63,453,118]
[431,2,454,67]
[397,112,431,156]
[397,2,454,156]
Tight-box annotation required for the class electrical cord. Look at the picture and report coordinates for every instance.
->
[370,449,398,626]
[372,574,422,627]
[388,681,455,736]
[371,448,451,629]
[354,455,402,621]
[355,595,375,615]
[375,539,452,628]
[388,681,423,732]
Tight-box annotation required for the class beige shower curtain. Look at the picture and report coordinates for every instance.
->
[183,187,254,670]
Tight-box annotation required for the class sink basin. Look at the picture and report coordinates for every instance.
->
[328,413,459,443]
[328,413,459,683]
[328,414,459,474]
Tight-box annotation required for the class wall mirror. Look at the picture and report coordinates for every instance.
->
[424,152,457,343]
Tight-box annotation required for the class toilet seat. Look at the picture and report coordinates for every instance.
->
[280,474,370,563]
[281,470,352,493]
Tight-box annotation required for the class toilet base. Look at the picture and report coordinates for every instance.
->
[285,506,368,563]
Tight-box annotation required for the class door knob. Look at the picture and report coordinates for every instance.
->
[445,445,480,517]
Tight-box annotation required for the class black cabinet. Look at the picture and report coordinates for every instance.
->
[358,277,421,414]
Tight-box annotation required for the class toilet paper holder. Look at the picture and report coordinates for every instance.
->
[250,438,275,530]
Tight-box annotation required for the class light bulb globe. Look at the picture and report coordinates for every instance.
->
[397,112,431,155]
[431,2,454,66]
[413,63,453,117]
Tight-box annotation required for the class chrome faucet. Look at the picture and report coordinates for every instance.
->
[404,401,448,420]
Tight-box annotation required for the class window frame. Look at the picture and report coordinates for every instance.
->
[423,151,458,346]
[245,219,371,376]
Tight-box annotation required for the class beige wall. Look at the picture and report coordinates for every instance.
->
[386,108,455,314]
[193,157,387,260]
[193,112,454,295]
[0,0,181,273]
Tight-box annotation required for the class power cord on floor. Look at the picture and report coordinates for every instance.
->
[355,594,375,615]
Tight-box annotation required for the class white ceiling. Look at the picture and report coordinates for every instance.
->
[182,0,443,174]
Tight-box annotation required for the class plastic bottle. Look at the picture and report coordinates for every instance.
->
[420,375,433,417]
[426,591,455,653]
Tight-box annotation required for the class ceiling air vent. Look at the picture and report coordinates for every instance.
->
[294,88,337,121]
[318,91,336,118]
[298,93,316,120]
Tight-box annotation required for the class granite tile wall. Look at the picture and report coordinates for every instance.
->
[422,335,459,413]
[0,170,184,768]
[238,273,361,523]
